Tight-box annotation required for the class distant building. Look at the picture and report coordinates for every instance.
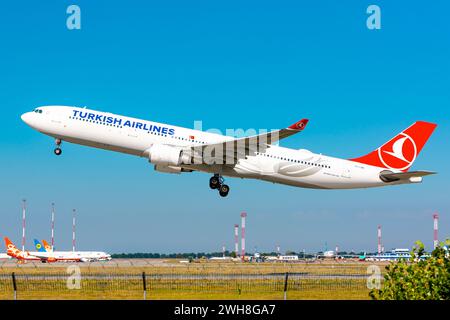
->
[279,255,299,261]
[209,256,232,261]
[367,248,411,261]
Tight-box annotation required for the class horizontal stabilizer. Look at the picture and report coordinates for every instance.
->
[379,170,436,183]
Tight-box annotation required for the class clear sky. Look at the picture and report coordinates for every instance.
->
[0,1,448,254]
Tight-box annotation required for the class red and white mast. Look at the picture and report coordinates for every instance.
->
[22,199,26,252]
[72,209,76,252]
[433,213,439,249]
[51,203,55,251]
[377,225,382,255]
[234,224,239,257]
[240,212,247,261]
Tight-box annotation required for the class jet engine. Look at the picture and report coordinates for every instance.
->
[145,144,191,166]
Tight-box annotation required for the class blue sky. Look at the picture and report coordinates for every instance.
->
[0,1,448,253]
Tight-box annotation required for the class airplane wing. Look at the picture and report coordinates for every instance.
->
[186,119,309,164]
[379,170,436,183]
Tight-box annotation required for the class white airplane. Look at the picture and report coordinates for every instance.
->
[21,106,437,197]
[322,250,336,258]
[0,253,12,260]
[4,237,111,263]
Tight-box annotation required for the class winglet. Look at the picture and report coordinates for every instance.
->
[288,119,309,131]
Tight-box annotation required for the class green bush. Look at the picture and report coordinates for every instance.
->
[370,240,450,300]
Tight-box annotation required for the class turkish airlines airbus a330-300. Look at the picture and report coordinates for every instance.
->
[21,106,437,197]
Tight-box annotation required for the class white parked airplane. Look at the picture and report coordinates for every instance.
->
[0,253,11,260]
[322,250,336,258]
[21,106,437,197]
[4,237,111,263]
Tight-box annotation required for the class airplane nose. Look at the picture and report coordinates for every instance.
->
[21,112,32,125]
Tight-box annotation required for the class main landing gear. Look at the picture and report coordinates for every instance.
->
[54,139,62,156]
[209,174,230,197]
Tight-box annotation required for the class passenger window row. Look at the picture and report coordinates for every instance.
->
[70,116,123,128]
[256,152,330,169]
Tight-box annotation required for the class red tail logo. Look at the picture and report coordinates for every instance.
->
[378,133,417,171]
[4,237,22,258]
[351,121,437,172]
[288,119,309,131]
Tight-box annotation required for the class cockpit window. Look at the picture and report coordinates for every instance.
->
[33,109,43,114]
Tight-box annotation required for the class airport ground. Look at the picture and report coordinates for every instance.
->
[0,259,389,300]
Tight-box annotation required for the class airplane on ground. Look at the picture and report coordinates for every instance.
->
[21,106,437,197]
[0,253,11,260]
[316,250,363,260]
[5,237,112,263]
[322,250,336,258]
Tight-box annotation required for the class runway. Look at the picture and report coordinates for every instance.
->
[0,258,174,268]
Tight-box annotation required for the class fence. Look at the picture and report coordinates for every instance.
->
[0,267,376,300]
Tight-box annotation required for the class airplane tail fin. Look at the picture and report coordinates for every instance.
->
[4,237,15,249]
[4,237,21,258]
[34,239,46,252]
[350,121,437,172]
[42,240,52,252]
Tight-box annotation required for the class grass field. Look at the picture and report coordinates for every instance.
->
[0,260,386,300]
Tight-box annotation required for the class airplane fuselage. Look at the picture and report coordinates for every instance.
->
[20,106,431,191]
[9,250,111,262]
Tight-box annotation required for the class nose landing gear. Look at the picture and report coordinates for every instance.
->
[210,174,230,197]
[54,139,62,156]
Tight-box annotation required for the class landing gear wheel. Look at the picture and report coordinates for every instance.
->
[209,176,220,189]
[219,184,230,197]
[54,139,62,156]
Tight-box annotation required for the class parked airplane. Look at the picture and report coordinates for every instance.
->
[21,106,437,197]
[0,253,11,260]
[322,250,336,258]
[5,237,112,263]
